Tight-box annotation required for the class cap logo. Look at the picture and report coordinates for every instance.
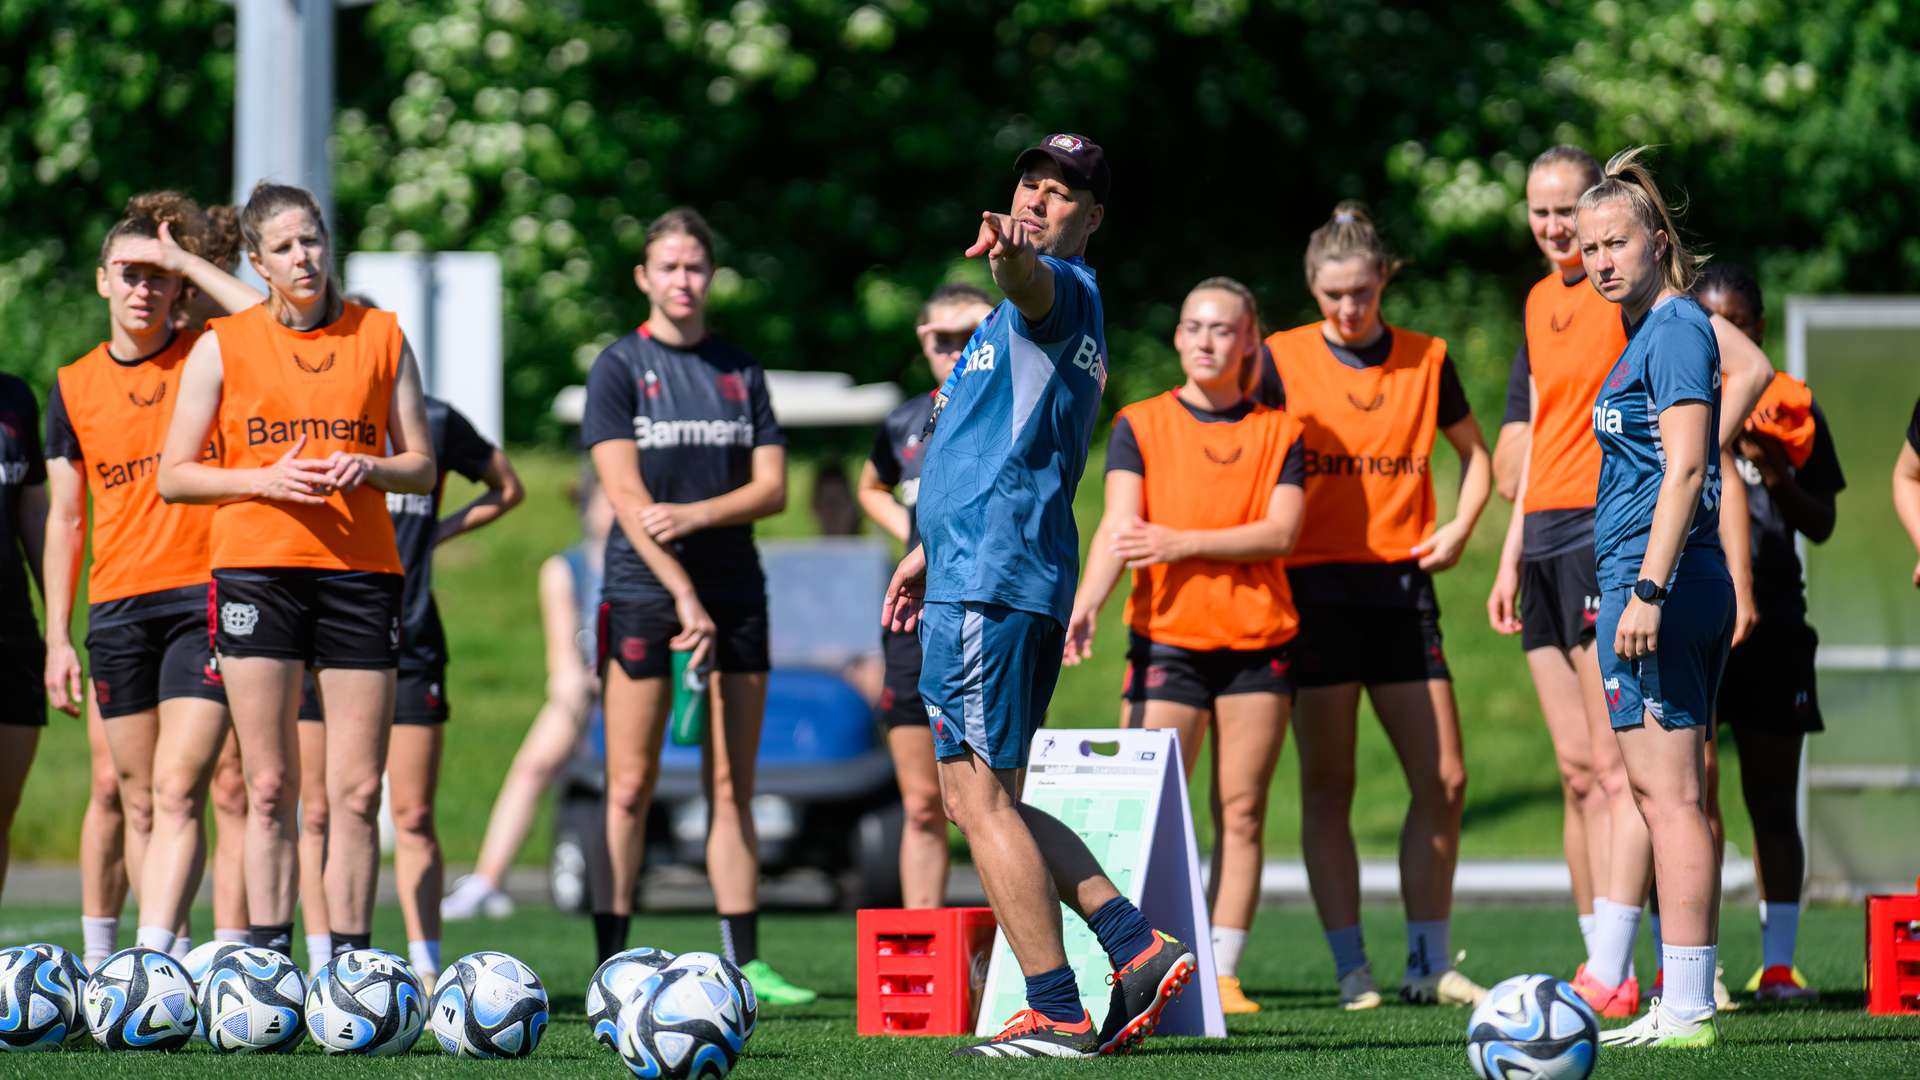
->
[1047,134,1084,153]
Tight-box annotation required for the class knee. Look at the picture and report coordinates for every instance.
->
[150,773,203,824]
[1595,760,1633,803]
[212,771,249,818]
[300,800,329,840]
[88,770,124,816]
[249,767,297,821]
[331,775,384,824]
[1300,770,1356,812]
[1557,755,1597,802]
[118,785,155,832]
[605,766,657,819]
[939,788,973,834]
[389,800,435,844]
[1215,792,1266,848]
[902,791,947,837]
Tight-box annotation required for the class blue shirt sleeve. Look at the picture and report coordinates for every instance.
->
[1022,256,1092,346]
[1647,314,1718,414]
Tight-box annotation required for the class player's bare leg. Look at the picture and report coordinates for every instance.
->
[600,664,669,959]
[314,666,396,956]
[81,699,129,966]
[210,731,251,941]
[296,717,331,970]
[886,723,950,909]
[0,726,38,902]
[387,722,444,986]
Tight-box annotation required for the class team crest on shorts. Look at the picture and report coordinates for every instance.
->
[389,617,401,647]
[221,602,260,638]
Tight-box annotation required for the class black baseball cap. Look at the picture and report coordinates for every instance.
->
[1014,133,1110,205]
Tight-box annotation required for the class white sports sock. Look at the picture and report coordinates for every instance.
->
[306,933,332,972]
[1662,944,1716,1021]
[1761,901,1800,970]
[1648,912,1662,975]
[135,926,176,953]
[1577,912,1597,957]
[214,927,249,943]
[1588,900,1641,989]
[82,915,119,967]
[1406,920,1449,979]
[169,935,192,960]
[409,939,441,975]
[1211,927,1248,979]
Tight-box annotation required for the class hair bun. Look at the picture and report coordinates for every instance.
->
[1330,200,1372,227]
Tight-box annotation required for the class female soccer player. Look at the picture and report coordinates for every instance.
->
[0,370,47,907]
[857,282,993,910]
[444,470,614,920]
[158,182,436,959]
[292,384,523,984]
[43,193,262,958]
[1695,263,1843,1000]
[1256,202,1492,1010]
[581,207,814,1004]
[1569,147,1770,1048]
[1484,146,1628,978]
[1066,277,1304,1016]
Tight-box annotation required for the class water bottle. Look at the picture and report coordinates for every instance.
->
[669,648,710,746]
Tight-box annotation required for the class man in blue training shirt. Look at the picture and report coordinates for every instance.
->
[884,134,1196,1058]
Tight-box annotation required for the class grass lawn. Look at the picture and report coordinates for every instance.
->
[17,443,1777,868]
[1,901,1913,1077]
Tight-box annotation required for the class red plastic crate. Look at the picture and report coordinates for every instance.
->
[856,907,997,1036]
[1867,884,1920,1015]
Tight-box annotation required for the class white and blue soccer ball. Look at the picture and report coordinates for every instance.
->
[181,940,249,992]
[587,946,676,1052]
[198,947,306,1054]
[616,966,751,1079]
[429,951,549,1058]
[0,944,84,1050]
[663,952,756,1046]
[304,949,425,1055]
[1466,974,1600,1080]
[82,947,197,1051]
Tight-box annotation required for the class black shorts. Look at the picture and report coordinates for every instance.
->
[87,611,225,719]
[1718,619,1823,735]
[1,635,46,727]
[1520,548,1601,651]
[211,568,402,669]
[878,627,924,730]
[1122,634,1294,710]
[395,664,449,725]
[596,596,770,680]
[1291,605,1450,689]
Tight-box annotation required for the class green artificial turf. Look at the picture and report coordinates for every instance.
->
[1,902,1913,1078]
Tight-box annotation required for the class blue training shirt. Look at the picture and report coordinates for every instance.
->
[916,255,1108,625]
[1591,295,1725,590]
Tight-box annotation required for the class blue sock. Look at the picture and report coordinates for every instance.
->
[1325,925,1368,978]
[1086,897,1155,969]
[1024,965,1084,1024]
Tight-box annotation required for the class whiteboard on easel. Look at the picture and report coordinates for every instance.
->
[973,728,1225,1037]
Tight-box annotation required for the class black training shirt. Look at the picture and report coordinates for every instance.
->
[868,390,938,551]
[582,328,785,604]
[388,396,496,670]
[1739,400,1846,623]
[0,374,45,639]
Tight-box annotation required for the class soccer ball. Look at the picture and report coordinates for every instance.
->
[429,951,549,1058]
[587,946,676,1051]
[305,949,426,1055]
[0,945,83,1050]
[181,940,250,990]
[198,947,306,1054]
[1466,974,1600,1080]
[616,966,751,1079]
[663,951,757,1045]
[82,947,197,1051]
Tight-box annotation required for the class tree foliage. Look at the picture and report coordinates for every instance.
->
[2,0,1916,441]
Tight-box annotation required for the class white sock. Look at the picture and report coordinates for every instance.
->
[1211,927,1248,979]
[135,926,177,953]
[214,927,249,943]
[1588,900,1641,989]
[306,933,333,972]
[1760,901,1800,970]
[409,939,441,975]
[169,935,192,960]
[1662,944,1716,1021]
[1406,920,1449,979]
[1578,912,1597,957]
[1648,912,1662,976]
[82,915,119,967]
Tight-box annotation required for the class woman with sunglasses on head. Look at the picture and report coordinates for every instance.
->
[857,281,993,910]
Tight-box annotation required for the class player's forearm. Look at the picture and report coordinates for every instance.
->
[435,489,514,546]
[1767,475,1836,543]
[856,487,911,544]
[40,509,84,643]
[1448,443,1494,537]
[1637,462,1705,585]
[158,460,264,504]
[1895,459,1920,554]
[367,450,436,495]
[1718,451,1754,595]
[1075,521,1129,614]
[999,256,1056,326]
[1180,520,1296,562]
[612,504,699,600]
[178,250,265,316]
[696,476,787,529]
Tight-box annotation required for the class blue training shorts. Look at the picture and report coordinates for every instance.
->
[918,601,1065,770]
[1596,577,1734,732]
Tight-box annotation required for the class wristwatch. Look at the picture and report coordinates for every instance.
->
[1633,579,1668,605]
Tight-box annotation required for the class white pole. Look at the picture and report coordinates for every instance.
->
[232,0,333,220]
